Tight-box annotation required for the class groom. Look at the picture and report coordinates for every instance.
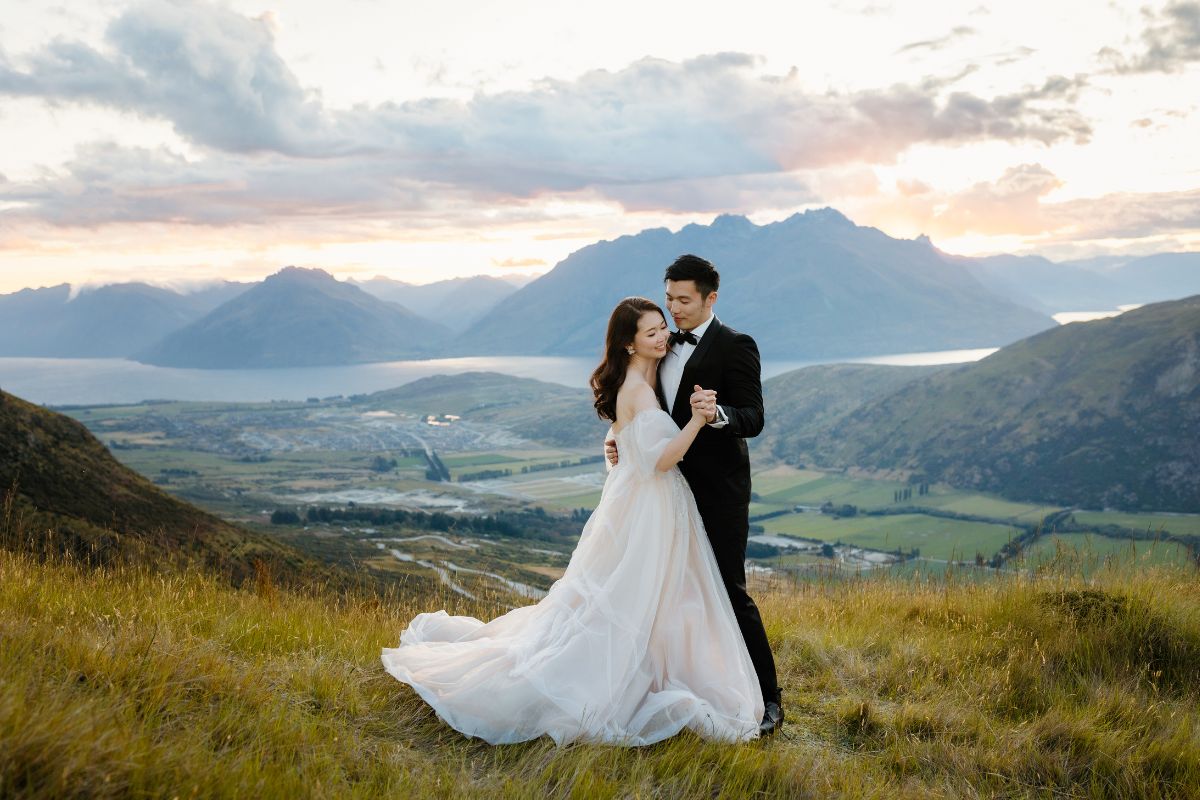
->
[606,254,783,736]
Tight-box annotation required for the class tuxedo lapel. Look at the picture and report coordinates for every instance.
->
[654,360,669,411]
[671,317,722,423]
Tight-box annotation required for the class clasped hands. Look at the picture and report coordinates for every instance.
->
[689,385,719,423]
[605,385,716,467]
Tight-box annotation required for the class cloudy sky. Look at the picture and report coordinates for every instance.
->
[0,0,1197,293]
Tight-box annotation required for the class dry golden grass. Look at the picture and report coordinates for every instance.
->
[1,542,1197,799]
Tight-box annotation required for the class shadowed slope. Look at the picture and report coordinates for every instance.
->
[797,295,1200,510]
[0,388,324,586]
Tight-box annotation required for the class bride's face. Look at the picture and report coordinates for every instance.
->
[629,311,670,361]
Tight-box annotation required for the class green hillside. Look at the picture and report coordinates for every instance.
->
[0,388,327,586]
[785,295,1200,511]
[756,363,949,462]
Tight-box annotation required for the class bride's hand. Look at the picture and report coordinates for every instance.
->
[689,386,716,423]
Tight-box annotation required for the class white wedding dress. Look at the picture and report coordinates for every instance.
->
[381,408,764,745]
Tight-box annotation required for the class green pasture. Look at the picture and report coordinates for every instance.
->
[749,501,789,518]
[755,552,831,568]
[1073,510,1200,537]
[752,466,1067,524]
[749,466,827,496]
[1018,532,1196,569]
[447,450,594,480]
[755,473,902,508]
[761,512,1021,562]
[536,490,604,512]
[440,453,524,468]
[918,492,1061,522]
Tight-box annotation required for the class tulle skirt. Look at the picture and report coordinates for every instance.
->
[382,412,763,745]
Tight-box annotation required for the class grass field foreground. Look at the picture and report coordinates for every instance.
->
[2,548,1198,798]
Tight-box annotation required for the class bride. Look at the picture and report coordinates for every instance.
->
[381,297,764,745]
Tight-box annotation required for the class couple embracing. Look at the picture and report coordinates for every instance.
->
[382,255,783,745]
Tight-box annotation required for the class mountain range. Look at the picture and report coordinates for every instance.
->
[954,251,1200,313]
[459,210,1058,359]
[2,208,1197,368]
[136,267,452,368]
[0,281,249,357]
[349,274,526,332]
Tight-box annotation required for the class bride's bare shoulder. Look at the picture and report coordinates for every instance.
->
[615,380,659,425]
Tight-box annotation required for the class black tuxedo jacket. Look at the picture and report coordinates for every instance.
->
[656,317,764,508]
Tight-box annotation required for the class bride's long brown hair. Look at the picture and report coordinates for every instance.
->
[591,297,667,422]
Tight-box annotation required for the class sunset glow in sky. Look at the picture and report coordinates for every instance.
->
[1,0,1198,292]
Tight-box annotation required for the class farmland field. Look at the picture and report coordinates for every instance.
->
[761,512,1022,562]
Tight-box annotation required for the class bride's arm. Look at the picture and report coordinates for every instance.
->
[653,405,707,472]
[654,415,705,472]
[619,385,706,473]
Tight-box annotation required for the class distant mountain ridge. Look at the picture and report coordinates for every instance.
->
[136,267,450,368]
[955,252,1200,313]
[0,272,523,361]
[456,209,1058,359]
[0,281,250,357]
[351,275,520,332]
[3,209,1196,368]
[764,294,1200,511]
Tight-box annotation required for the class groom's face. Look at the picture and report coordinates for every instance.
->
[665,280,717,332]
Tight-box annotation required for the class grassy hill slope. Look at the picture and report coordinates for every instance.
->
[0,388,326,586]
[785,296,1200,511]
[756,363,949,463]
[2,547,1196,798]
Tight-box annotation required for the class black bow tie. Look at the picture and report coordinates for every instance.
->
[669,330,698,347]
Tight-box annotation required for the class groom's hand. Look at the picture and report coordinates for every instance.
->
[605,437,618,466]
[690,385,718,423]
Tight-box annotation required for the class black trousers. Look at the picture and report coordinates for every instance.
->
[695,500,779,706]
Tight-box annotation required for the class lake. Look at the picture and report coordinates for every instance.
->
[0,349,998,406]
[0,307,1133,406]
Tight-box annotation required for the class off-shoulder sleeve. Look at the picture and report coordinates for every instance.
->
[604,425,615,473]
[625,409,682,478]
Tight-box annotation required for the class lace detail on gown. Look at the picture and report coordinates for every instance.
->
[381,408,763,745]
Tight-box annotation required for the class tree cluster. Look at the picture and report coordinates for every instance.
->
[269,503,583,542]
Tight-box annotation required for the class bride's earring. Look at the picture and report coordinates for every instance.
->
[626,346,635,355]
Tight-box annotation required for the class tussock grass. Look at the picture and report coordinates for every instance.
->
[1,545,1197,798]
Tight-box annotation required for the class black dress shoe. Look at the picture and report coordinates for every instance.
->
[758,700,784,737]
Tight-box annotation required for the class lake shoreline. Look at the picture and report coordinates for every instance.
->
[0,306,1139,406]
[1,349,993,407]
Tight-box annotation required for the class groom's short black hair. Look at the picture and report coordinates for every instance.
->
[664,254,719,298]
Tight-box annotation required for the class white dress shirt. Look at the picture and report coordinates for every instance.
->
[659,314,728,428]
